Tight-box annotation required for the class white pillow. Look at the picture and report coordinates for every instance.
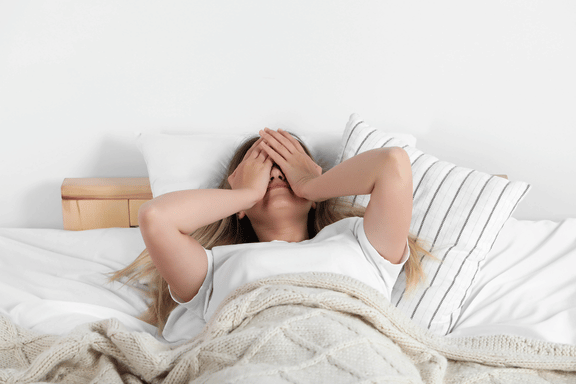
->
[337,113,531,335]
[137,133,245,197]
[137,130,417,198]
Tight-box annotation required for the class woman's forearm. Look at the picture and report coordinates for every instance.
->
[304,146,412,262]
[303,147,408,202]
[139,188,259,234]
[140,138,274,236]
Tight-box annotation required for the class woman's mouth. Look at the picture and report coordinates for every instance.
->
[267,182,290,191]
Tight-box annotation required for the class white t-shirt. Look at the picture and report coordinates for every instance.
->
[162,216,409,343]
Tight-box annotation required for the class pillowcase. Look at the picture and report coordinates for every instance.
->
[137,131,417,198]
[337,113,531,335]
[137,133,246,197]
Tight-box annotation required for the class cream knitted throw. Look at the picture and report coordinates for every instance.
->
[1,273,575,383]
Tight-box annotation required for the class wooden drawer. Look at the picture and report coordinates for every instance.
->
[62,178,152,230]
[62,199,130,230]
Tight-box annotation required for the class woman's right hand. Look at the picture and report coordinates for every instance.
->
[227,138,273,203]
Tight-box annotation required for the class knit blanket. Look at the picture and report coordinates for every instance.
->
[1,273,575,383]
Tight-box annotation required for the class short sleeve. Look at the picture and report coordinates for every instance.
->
[168,248,214,312]
[163,248,214,343]
[351,217,409,292]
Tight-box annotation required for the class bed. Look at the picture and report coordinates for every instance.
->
[1,113,575,383]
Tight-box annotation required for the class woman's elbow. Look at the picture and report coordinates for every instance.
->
[379,147,412,179]
[138,200,165,232]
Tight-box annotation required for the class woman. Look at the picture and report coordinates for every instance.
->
[113,128,427,342]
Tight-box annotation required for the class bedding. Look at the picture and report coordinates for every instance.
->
[449,217,576,345]
[0,226,155,338]
[3,218,573,347]
[1,218,576,382]
[1,273,575,383]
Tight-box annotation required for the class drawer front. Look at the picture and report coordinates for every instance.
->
[62,199,130,230]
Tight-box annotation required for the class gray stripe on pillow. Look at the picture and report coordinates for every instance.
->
[380,137,394,148]
[445,182,527,333]
[394,165,455,306]
[429,169,475,252]
[395,169,480,307]
[415,165,457,238]
[341,120,364,160]
[508,183,531,218]
[413,160,440,199]
[403,170,475,308]
[428,177,508,330]
[408,175,495,321]
[410,152,425,167]
[354,129,377,156]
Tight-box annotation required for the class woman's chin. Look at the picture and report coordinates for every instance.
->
[260,191,311,211]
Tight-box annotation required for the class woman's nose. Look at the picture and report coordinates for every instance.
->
[270,164,285,181]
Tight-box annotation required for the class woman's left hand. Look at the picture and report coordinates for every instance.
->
[258,128,323,200]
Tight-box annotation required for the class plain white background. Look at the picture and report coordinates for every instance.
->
[1,1,574,228]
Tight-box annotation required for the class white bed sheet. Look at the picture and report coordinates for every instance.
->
[450,217,576,345]
[1,217,575,346]
[0,227,158,338]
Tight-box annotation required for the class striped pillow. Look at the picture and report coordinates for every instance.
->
[337,113,531,335]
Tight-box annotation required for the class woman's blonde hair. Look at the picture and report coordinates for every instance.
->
[110,135,433,332]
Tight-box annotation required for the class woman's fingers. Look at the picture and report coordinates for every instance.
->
[228,140,273,195]
[278,128,306,154]
[259,140,285,167]
[243,137,264,161]
[251,146,262,159]
[259,128,296,159]
[255,147,270,162]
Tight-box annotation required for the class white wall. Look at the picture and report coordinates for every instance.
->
[1,1,575,228]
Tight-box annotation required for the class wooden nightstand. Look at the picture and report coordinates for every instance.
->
[61,178,153,230]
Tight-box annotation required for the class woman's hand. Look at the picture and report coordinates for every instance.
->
[258,128,323,200]
[227,138,274,203]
